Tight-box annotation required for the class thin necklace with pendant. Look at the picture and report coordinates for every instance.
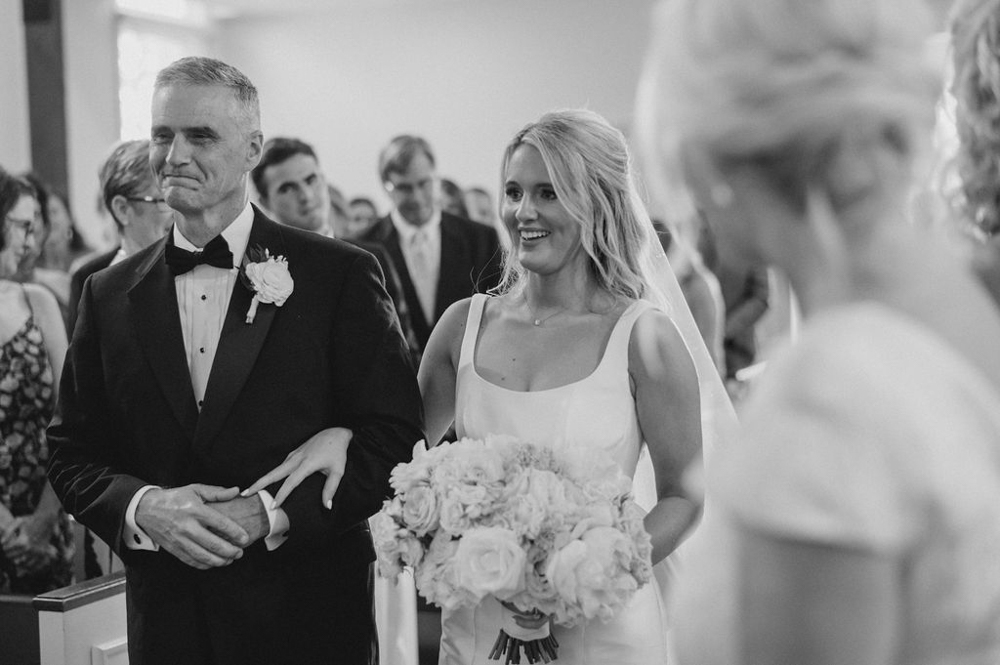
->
[525,295,567,327]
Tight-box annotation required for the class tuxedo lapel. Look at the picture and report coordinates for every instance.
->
[193,214,283,451]
[127,239,199,441]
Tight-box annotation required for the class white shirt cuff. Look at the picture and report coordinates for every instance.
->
[124,485,161,551]
[258,489,289,551]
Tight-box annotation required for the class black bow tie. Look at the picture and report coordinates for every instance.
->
[165,234,234,275]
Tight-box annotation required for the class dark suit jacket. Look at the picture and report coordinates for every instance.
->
[68,246,118,334]
[359,212,502,350]
[47,208,423,665]
[347,239,421,363]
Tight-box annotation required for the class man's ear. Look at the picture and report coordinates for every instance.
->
[110,195,131,228]
[246,130,263,171]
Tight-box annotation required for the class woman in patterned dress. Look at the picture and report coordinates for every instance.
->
[0,167,74,594]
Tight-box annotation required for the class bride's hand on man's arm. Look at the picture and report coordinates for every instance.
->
[242,427,353,510]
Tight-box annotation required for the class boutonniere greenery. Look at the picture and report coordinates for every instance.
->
[240,245,294,324]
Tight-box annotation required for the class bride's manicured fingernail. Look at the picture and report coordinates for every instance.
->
[325,499,332,510]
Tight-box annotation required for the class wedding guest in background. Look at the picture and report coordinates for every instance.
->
[654,216,726,376]
[251,137,332,236]
[360,134,502,353]
[439,177,469,219]
[640,0,1000,662]
[246,108,734,664]
[17,173,73,326]
[950,0,1000,308]
[252,135,421,361]
[47,56,422,665]
[0,167,75,594]
[327,183,355,239]
[719,263,770,388]
[463,185,498,227]
[349,196,379,236]
[68,139,175,332]
[41,188,91,274]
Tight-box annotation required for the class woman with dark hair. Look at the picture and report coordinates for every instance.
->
[0,167,74,594]
[17,173,88,326]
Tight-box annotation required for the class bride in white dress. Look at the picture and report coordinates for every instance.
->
[248,108,716,664]
[420,109,702,665]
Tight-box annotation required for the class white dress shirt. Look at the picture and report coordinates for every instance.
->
[124,203,288,552]
[391,208,441,324]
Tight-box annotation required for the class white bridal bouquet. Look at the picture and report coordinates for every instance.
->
[371,436,653,664]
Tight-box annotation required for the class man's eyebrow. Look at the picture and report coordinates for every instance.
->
[184,126,221,138]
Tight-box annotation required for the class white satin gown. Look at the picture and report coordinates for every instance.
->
[438,294,672,665]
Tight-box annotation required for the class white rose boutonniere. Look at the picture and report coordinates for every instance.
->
[240,245,294,324]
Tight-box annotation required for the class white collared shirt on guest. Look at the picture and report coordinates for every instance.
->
[391,208,441,324]
[124,202,288,552]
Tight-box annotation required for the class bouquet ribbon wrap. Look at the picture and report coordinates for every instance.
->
[490,604,559,664]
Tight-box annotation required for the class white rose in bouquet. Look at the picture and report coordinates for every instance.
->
[400,485,440,536]
[454,526,526,600]
[546,526,642,624]
[371,507,424,579]
[390,440,438,493]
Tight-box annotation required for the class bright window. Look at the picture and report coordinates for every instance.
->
[115,0,214,140]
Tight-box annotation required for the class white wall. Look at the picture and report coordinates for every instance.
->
[0,0,32,173]
[217,0,658,211]
[41,0,657,238]
[62,0,121,248]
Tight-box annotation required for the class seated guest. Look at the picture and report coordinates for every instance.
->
[0,167,74,594]
[439,177,469,219]
[463,185,498,227]
[68,139,175,332]
[40,188,91,274]
[252,136,421,361]
[328,184,358,240]
[348,196,379,237]
[16,174,72,327]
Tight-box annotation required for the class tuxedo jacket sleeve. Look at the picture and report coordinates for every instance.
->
[47,214,424,558]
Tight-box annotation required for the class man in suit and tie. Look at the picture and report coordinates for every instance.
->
[68,139,176,332]
[359,135,502,352]
[251,136,421,361]
[47,56,422,665]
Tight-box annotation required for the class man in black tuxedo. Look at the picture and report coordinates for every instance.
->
[359,135,502,352]
[47,57,422,665]
[68,139,175,332]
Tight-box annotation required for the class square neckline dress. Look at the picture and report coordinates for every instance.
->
[439,293,671,665]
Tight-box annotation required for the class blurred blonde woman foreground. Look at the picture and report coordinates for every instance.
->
[638,0,1000,663]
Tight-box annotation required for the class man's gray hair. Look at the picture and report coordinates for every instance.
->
[155,56,260,129]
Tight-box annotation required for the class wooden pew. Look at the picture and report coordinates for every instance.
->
[33,572,127,665]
